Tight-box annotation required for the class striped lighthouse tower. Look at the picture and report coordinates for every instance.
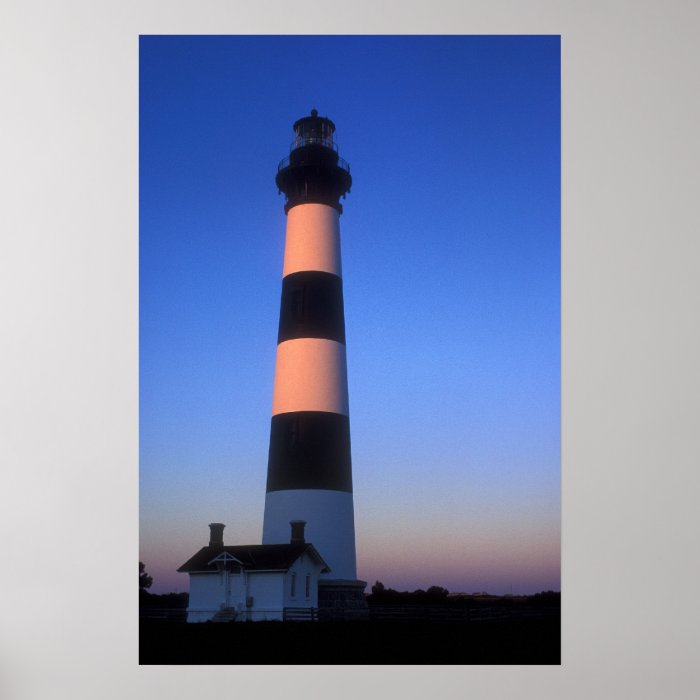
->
[262,111,365,610]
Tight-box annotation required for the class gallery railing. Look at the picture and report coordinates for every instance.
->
[278,153,350,173]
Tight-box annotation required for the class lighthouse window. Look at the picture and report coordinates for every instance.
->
[291,573,297,597]
[305,574,311,598]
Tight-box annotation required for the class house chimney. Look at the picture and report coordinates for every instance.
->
[209,522,225,548]
[290,520,306,544]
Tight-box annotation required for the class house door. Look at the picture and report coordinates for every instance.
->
[225,567,244,609]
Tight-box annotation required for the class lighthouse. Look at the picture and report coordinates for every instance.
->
[262,110,366,613]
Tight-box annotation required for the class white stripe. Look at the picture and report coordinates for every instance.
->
[283,203,342,278]
[262,489,357,580]
[272,338,349,416]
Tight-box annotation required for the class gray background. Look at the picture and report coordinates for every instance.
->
[1,1,699,698]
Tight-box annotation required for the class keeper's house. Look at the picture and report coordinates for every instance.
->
[177,521,329,622]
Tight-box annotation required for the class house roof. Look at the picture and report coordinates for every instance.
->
[177,543,330,574]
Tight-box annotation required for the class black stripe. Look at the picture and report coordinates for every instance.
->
[278,271,345,345]
[267,412,352,493]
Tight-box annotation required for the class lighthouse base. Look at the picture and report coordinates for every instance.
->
[317,579,369,621]
[262,489,358,578]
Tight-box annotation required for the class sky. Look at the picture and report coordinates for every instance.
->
[139,35,560,595]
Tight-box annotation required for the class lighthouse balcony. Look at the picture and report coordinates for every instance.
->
[278,153,350,174]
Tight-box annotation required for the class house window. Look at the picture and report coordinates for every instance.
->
[305,574,311,598]
[291,573,296,598]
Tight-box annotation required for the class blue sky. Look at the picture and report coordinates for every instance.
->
[140,35,560,594]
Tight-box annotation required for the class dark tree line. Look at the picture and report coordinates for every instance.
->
[367,581,560,608]
[368,581,450,603]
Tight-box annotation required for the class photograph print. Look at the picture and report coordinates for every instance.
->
[139,35,560,664]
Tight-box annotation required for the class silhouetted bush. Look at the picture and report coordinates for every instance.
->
[139,562,153,590]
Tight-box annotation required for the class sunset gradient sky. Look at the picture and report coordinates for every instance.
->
[139,35,560,595]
